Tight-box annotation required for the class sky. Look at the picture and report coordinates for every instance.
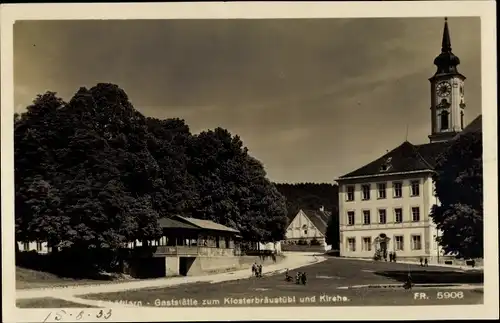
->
[13,17,482,184]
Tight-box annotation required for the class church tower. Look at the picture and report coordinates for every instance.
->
[428,18,466,143]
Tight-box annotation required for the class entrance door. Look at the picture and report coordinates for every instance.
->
[179,257,195,276]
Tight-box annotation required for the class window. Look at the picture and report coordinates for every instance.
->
[378,209,387,224]
[347,211,355,225]
[395,208,403,223]
[460,110,464,129]
[347,238,356,252]
[377,183,386,199]
[36,242,43,252]
[363,210,371,225]
[362,237,372,251]
[346,186,355,201]
[304,230,308,235]
[411,207,420,222]
[393,182,402,198]
[410,180,420,196]
[440,110,449,130]
[411,235,422,250]
[361,184,371,200]
[394,236,404,251]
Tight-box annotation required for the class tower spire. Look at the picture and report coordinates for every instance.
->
[441,17,451,52]
[432,17,461,76]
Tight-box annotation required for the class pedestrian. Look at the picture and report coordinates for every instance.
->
[390,252,394,262]
[393,252,397,263]
[424,258,428,267]
[258,264,263,277]
[251,263,256,276]
[296,272,301,284]
[419,257,423,266]
[301,272,307,285]
[403,274,413,290]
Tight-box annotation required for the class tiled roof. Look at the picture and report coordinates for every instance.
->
[339,141,450,179]
[301,209,331,235]
[158,217,199,230]
[173,215,240,233]
[338,115,482,180]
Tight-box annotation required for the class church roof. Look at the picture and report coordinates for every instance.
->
[338,115,482,180]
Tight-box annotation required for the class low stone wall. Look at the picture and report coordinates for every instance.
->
[191,254,286,275]
[281,245,325,253]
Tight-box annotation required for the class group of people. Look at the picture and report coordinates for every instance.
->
[284,269,307,285]
[388,252,397,262]
[251,263,263,278]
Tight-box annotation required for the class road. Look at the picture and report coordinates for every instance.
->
[79,258,483,307]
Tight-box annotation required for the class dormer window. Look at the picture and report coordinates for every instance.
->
[380,157,392,172]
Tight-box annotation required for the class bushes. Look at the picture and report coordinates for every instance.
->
[310,238,322,246]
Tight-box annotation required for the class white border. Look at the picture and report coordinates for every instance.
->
[1,1,498,322]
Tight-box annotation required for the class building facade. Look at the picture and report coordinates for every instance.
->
[282,207,332,252]
[336,18,480,263]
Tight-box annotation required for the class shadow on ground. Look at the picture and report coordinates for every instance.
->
[374,270,483,284]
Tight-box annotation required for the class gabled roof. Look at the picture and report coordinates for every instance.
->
[158,217,199,230]
[300,209,331,235]
[173,215,240,233]
[338,115,482,180]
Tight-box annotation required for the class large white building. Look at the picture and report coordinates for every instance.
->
[336,18,482,263]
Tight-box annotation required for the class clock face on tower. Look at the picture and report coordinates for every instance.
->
[436,81,452,97]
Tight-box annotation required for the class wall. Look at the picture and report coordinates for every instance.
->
[165,256,179,276]
[281,244,326,253]
[258,242,282,253]
[197,247,234,257]
[341,227,431,258]
[156,253,286,277]
[339,173,439,258]
[186,254,286,276]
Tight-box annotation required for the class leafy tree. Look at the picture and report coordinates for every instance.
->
[15,84,163,272]
[430,131,483,259]
[186,128,288,242]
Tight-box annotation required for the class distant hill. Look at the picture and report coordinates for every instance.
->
[274,183,339,220]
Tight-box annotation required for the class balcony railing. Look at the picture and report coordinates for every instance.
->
[132,245,235,257]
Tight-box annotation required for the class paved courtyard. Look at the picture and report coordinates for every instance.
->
[77,258,483,307]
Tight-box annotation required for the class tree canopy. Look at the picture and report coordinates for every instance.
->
[430,130,483,259]
[15,83,288,271]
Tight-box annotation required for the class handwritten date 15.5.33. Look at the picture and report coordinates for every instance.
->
[43,309,112,322]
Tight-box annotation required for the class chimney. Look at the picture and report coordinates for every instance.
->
[319,206,325,212]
